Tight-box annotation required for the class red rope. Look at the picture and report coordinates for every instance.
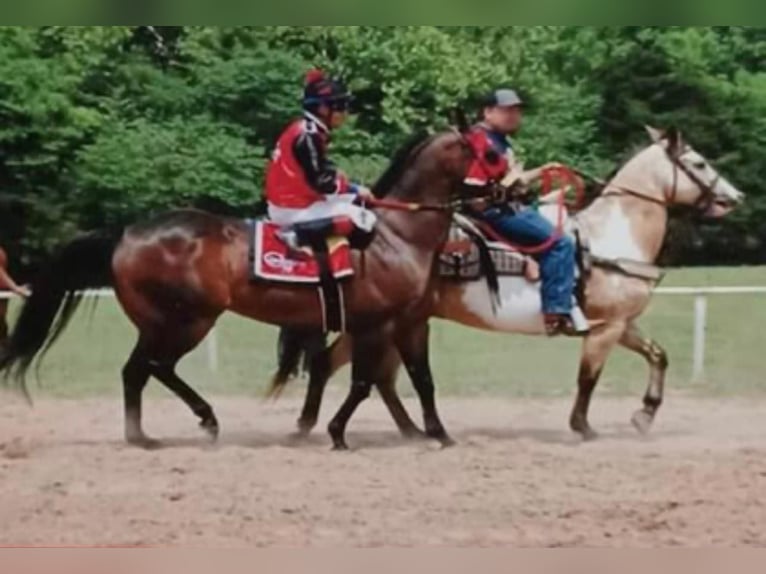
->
[475,166,584,256]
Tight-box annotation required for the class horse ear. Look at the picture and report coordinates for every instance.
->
[452,107,470,134]
[666,126,685,155]
[645,125,665,143]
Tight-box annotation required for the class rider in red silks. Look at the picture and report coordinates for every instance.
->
[265,69,376,249]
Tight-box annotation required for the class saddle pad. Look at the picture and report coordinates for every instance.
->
[438,224,527,281]
[252,221,354,284]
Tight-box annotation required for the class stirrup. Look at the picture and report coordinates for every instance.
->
[569,305,590,335]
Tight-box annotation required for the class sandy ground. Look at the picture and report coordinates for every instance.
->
[0,392,765,548]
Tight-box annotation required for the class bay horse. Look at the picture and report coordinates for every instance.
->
[272,127,745,441]
[0,130,477,449]
[0,246,29,344]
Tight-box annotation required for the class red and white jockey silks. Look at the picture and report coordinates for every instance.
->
[463,127,511,187]
[266,113,351,210]
[265,112,375,234]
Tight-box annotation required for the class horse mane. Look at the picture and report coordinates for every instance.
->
[372,130,434,198]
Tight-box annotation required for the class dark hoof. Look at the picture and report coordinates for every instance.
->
[327,421,347,452]
[126,434,162,450]
[571,417,598,441]
[425,424,453,446]
[580,428,598,442]
[401,427,428,441]
[296,418,317,438]
[200,417,220,442]
[574,426,599,442]
[439,435,457,449]
[631,409,655,436]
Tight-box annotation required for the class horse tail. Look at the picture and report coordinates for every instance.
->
[266,328,327,400]
[0,230,122,395]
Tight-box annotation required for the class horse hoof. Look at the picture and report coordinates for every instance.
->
[426,427,456,448]
[580,428,599,442]
[439,436,457,449]
[126,435,162,450]
[631,410,655,436]
[200,418,220,442]
[570,415,599,441]
[331,441,350,452]
[571,423,598,442]
[401,427,428,441]
[296,419,317,437]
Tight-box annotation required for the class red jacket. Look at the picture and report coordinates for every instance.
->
[265,114,352,209]
[464,126,509,187]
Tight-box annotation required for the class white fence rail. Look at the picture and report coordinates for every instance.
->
[3,286,766,380]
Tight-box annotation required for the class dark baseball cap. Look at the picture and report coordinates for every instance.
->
[483,89,524,108]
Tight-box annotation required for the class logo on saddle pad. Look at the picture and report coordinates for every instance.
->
[263,251,300,273]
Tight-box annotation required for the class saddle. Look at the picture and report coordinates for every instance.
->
[438,217,529,281]
[438,214,597,317]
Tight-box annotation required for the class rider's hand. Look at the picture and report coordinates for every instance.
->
[356,186,375,200]
[542,162,565,173]
[15,284,31,298]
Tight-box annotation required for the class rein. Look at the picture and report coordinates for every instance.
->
[601,145,719,211]
[486,166,583,255]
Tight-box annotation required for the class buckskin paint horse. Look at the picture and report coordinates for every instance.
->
[272,127,745,441]
[0,247,29,344]
[0,131,478,449]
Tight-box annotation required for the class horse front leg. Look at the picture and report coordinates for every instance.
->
[394,321,453,447]
[374,343,424,440]
[327,328,392,451]
[570,322,626,440]
[619,322,668,435]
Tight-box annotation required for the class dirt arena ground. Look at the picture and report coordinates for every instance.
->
[1,393,765,547]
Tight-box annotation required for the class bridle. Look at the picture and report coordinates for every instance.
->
[603,144,721,212]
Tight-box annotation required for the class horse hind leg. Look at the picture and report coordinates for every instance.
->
[125,316,220,447]
[151,360,219,441]
[619,323,668,435]
[570,322,625,440]
[123,342,155,448]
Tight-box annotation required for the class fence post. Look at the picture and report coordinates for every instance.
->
[692,294,708,382]
[207,326,219,375]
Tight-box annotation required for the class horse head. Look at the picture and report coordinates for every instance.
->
[644,126,745,217]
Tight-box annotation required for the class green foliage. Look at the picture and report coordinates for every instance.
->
[0,26,765,272]
[74,116,263,227]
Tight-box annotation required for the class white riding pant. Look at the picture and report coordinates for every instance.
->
[268,195,377,232]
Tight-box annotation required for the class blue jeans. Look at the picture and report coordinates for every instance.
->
[481,206,575,315]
